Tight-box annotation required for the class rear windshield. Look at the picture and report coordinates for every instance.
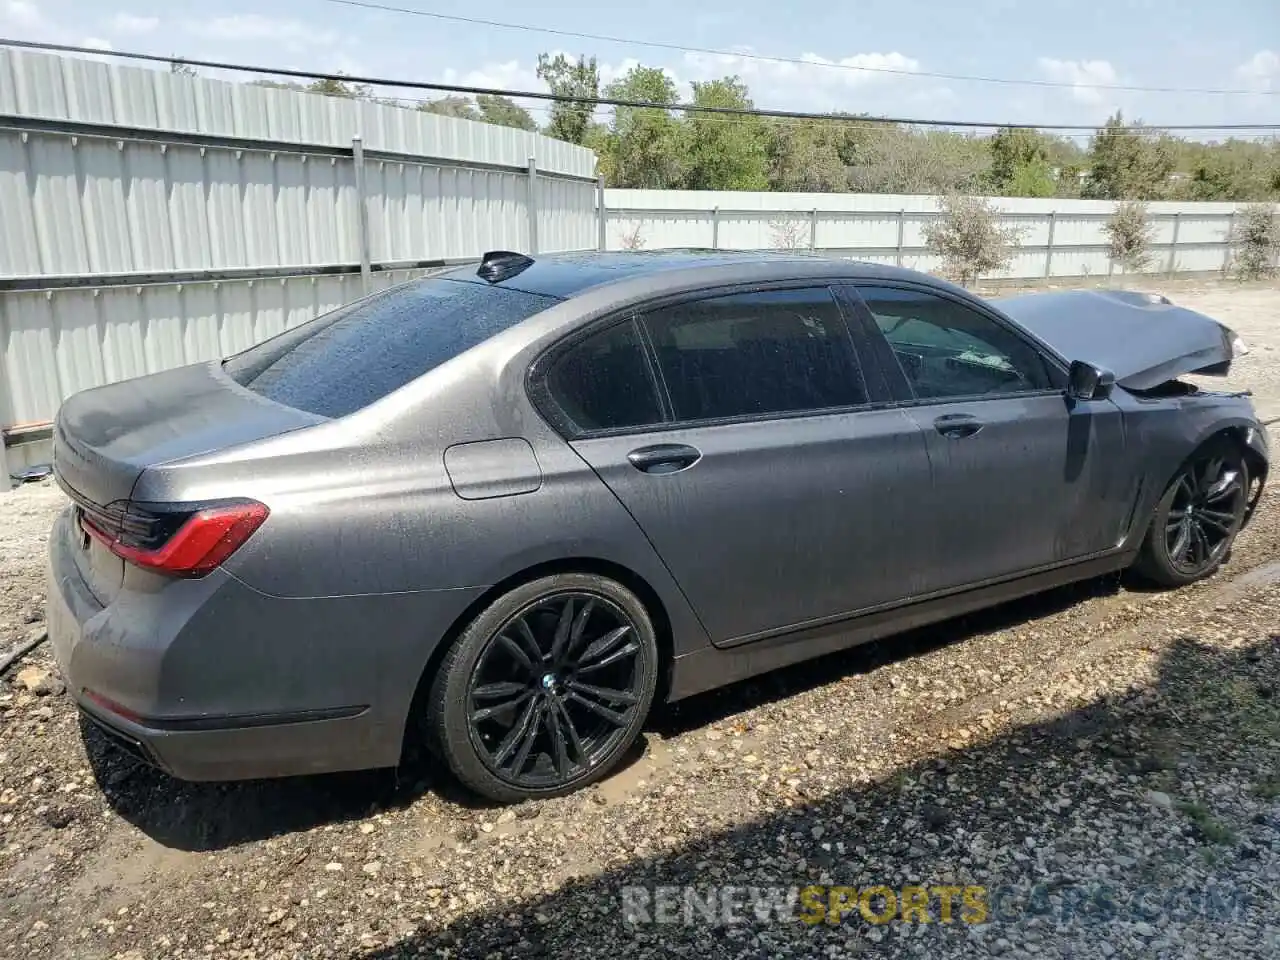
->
[223,279,557,418]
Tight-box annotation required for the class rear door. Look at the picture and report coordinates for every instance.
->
[842,283,1131,593]
[544,284,937,646]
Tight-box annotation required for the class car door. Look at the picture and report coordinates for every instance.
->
[540,284,937,647]
[842,282,1132,594]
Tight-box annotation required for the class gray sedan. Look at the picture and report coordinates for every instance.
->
[46,251,1268,801]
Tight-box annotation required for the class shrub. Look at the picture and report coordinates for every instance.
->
[768,217,810,250]
[1104,201,1156,274]
[1233,203,1279,280]
[921,195,1023,287]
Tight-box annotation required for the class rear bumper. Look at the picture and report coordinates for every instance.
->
[46,507,484,782]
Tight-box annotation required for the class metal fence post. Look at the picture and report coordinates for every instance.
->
[895,209,906,266]
[351,135,371,295]
[527,156,539,255]
[1166,211,1181,276]
[809,208,818,251]
[596,172,606,252]
[711,206,720,250]
[1044,210,1056,278]
[0,435,11,494]
[1223,212,1236,273]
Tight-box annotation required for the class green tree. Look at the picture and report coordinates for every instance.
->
[766,120,849,192]
[1104,201,1156,274]
[536,53,599,145]
[476,94,537,132]
[922,194,1023,287]
[308,75,372,100]
[847,127,989,195]
[169,57,198,78]
[419,95,480,121]
[987,127,1055,197]
[1084,112,1176,200]
[682,77,768,191]
[600,65,684,188]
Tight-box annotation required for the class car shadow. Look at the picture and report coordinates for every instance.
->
[86,574,1124,852]
[348,632,1278,959]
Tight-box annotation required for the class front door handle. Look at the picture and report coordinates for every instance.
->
[933,414,983,439]
[627,443,702,474]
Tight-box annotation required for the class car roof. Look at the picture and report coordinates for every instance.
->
[436,249,941,300]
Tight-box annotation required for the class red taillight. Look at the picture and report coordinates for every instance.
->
[83,501,269,578]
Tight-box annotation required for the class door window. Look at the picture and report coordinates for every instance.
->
[640,287,865,422]
[543,320,665,432]
[856,286,1053,400]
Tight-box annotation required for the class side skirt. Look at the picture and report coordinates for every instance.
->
[665,551,1134,702]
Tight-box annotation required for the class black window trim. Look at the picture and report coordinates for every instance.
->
[528,279,878,440]
[838,280,1069,408]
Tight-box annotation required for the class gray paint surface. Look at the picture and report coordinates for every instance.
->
[44,251,1269,781]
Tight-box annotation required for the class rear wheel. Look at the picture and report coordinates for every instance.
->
[426,573,659,802]
[1133,440,1249,587]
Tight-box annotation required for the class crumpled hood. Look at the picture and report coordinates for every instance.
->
[994,289,1239,391]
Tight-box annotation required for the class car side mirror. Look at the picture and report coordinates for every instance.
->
[1067,360,1116,401]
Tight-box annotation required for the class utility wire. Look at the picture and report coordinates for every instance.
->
[2,38,1277,134]
[317,0,1279,97]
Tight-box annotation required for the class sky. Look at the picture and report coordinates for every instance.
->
[0,0,1277,136]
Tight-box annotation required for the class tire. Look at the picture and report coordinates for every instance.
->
[1133,438,1250,588]
[425,573,659,803]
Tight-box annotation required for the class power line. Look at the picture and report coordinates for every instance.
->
[317,0,1279,97]
[2,38,1277,134]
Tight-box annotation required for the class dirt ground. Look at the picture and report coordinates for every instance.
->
[1,280,1279,960]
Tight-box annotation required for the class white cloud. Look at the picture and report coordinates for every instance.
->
[109,12,160,35]
[1235,49,1279,93]
[1,0,42,29]
[1036,57,1119,104]
[679,48,921,99]
[187,14,339,51]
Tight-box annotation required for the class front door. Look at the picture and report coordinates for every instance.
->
[845,283,1131,593]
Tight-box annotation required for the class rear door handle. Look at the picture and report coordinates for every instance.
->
[627,443,702,474]
[933,414,983,439]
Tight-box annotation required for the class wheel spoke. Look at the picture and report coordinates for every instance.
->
[567,689,628,727]
[492,696,540,768]
[578,625,633,667]
[566,599,596,657]
[472,689,532,723]
[576,639,640,674]
[545,700,571,777]
[1166,508,1187,524]
[1197,508,1235,534]
[1169,522,1192,564]
[1175,474,1196,504]
[549,598,575,663]
[473,681,528,700]
[1190,522,1210,564]
[508,700,545,775]
[1205,472,1242,503]
[1197,457,1223,494]
[496,633,537,676]
[566,679,639,706]
[514,617,545,664]
[551,699,586,764]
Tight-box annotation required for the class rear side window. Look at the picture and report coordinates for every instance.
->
[545,320,664,432]
[224,279,556,418]
[639,287,865,422]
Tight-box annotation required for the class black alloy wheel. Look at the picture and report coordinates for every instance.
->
[1135,440,1250,587]
[427,573,659,801]
[1163,454,1246,576]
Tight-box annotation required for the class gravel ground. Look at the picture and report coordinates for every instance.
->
[1,280,1279,960]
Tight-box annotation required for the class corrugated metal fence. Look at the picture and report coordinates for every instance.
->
[603,189,1259,280]
[0,49,599,442]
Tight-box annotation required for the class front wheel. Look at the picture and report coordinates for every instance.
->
[426,573,659,803]
[1133,441,1249,587]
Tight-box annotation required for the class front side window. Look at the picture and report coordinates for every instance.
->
[639,287,865,422]
[856,286,1052,400]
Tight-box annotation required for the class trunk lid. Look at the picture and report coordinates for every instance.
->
[993,289,1237,391]
[53,361,322,603]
